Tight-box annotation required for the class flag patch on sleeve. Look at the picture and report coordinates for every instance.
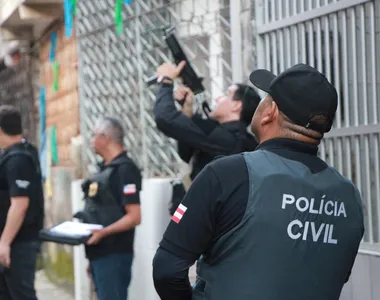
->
[123,184,137,195]
[172,204,187,224]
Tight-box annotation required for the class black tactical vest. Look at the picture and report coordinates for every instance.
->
[193,150,364,300]
[0,143,43,227]
[75,157,129,243]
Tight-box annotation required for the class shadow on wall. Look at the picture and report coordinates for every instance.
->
[41,167,77,295]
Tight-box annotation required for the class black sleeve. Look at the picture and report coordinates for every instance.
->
[153,247,193,300]
[160,155,249,259]
[116,163,142,206]
[177,115,221,163]
[154,155,249,297]
[5,156,35,198]
[177,141,194,163]
[159,163,222,260]
[153,85,233,154]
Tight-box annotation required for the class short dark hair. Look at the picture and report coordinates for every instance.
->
[233,84,261,126]
[0,105,22,136]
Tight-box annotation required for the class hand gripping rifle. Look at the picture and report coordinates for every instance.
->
[145,27,212,116]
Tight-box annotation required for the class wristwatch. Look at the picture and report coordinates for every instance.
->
[158,76,174,85]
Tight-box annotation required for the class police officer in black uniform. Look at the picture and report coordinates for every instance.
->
[154,61,260,213]
[152,64,365,300]
[154,62,260,178]
[74,117,141,300]
[0,105,44,300]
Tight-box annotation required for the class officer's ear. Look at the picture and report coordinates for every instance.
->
[260,98,277,126]
[231,99,243,113]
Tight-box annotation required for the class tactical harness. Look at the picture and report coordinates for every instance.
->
[0,145,43,226]
[74,156,131,245]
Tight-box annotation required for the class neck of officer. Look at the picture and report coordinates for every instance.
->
[102,144,124,165]
[2,134,23,149]
[217,113,240,124]
[258,129,321,146]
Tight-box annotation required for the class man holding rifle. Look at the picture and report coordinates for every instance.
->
[154,61,261,210]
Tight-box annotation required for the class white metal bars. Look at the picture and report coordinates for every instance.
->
[75,0,252,177]
[255,0,380,246]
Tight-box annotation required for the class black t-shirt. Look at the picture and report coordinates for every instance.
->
[178,116,258,180]
[0,141,44,242]
[154,85,258,180]
[85,152,142,259]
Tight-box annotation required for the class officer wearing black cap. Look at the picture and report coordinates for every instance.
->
[152,63,365,300]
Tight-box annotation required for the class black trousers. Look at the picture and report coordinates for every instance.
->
[0,240,40,300]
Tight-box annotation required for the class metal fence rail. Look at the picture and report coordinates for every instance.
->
[255,0,380,247]
[73,0,254,292]
[76,0,254,177]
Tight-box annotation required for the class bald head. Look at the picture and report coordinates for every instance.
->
[251,95,324,145]
[278,111,323,142]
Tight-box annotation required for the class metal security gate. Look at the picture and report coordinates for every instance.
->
[0,55,36,143]
[76,0,254,177]
[255,0,380,248]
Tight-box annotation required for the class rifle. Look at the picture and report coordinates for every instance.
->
[145,27,205,96]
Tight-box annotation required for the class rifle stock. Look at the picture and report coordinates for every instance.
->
[145,27,205,95]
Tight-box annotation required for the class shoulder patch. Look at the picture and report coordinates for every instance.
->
[15,180,30,189]
[172,204,187,224]
[123,184,137,195]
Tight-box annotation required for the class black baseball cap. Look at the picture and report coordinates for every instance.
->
[249,63,338,133]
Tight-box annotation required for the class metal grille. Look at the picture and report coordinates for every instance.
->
[255,0,380,247]
[76,0,254,177]
[0,55,37,143]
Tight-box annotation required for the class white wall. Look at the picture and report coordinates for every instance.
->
[128,178,173,300]
[177,0,223,102]
[340,252,380,300]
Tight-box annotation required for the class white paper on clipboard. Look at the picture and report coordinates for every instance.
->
[50,221,103,237]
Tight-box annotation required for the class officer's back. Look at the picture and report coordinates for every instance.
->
[197,65,364,300]
[200,150,363,300]
[152,64,364,300]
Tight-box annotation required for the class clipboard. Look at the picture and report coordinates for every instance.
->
[39,221,103,246]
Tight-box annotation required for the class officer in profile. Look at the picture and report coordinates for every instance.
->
[154,61,261,213]
[74,117,141,300]
[0,105,44,300]
[152,64,365,300]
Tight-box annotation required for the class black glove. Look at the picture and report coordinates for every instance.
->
[81,179,91,193]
